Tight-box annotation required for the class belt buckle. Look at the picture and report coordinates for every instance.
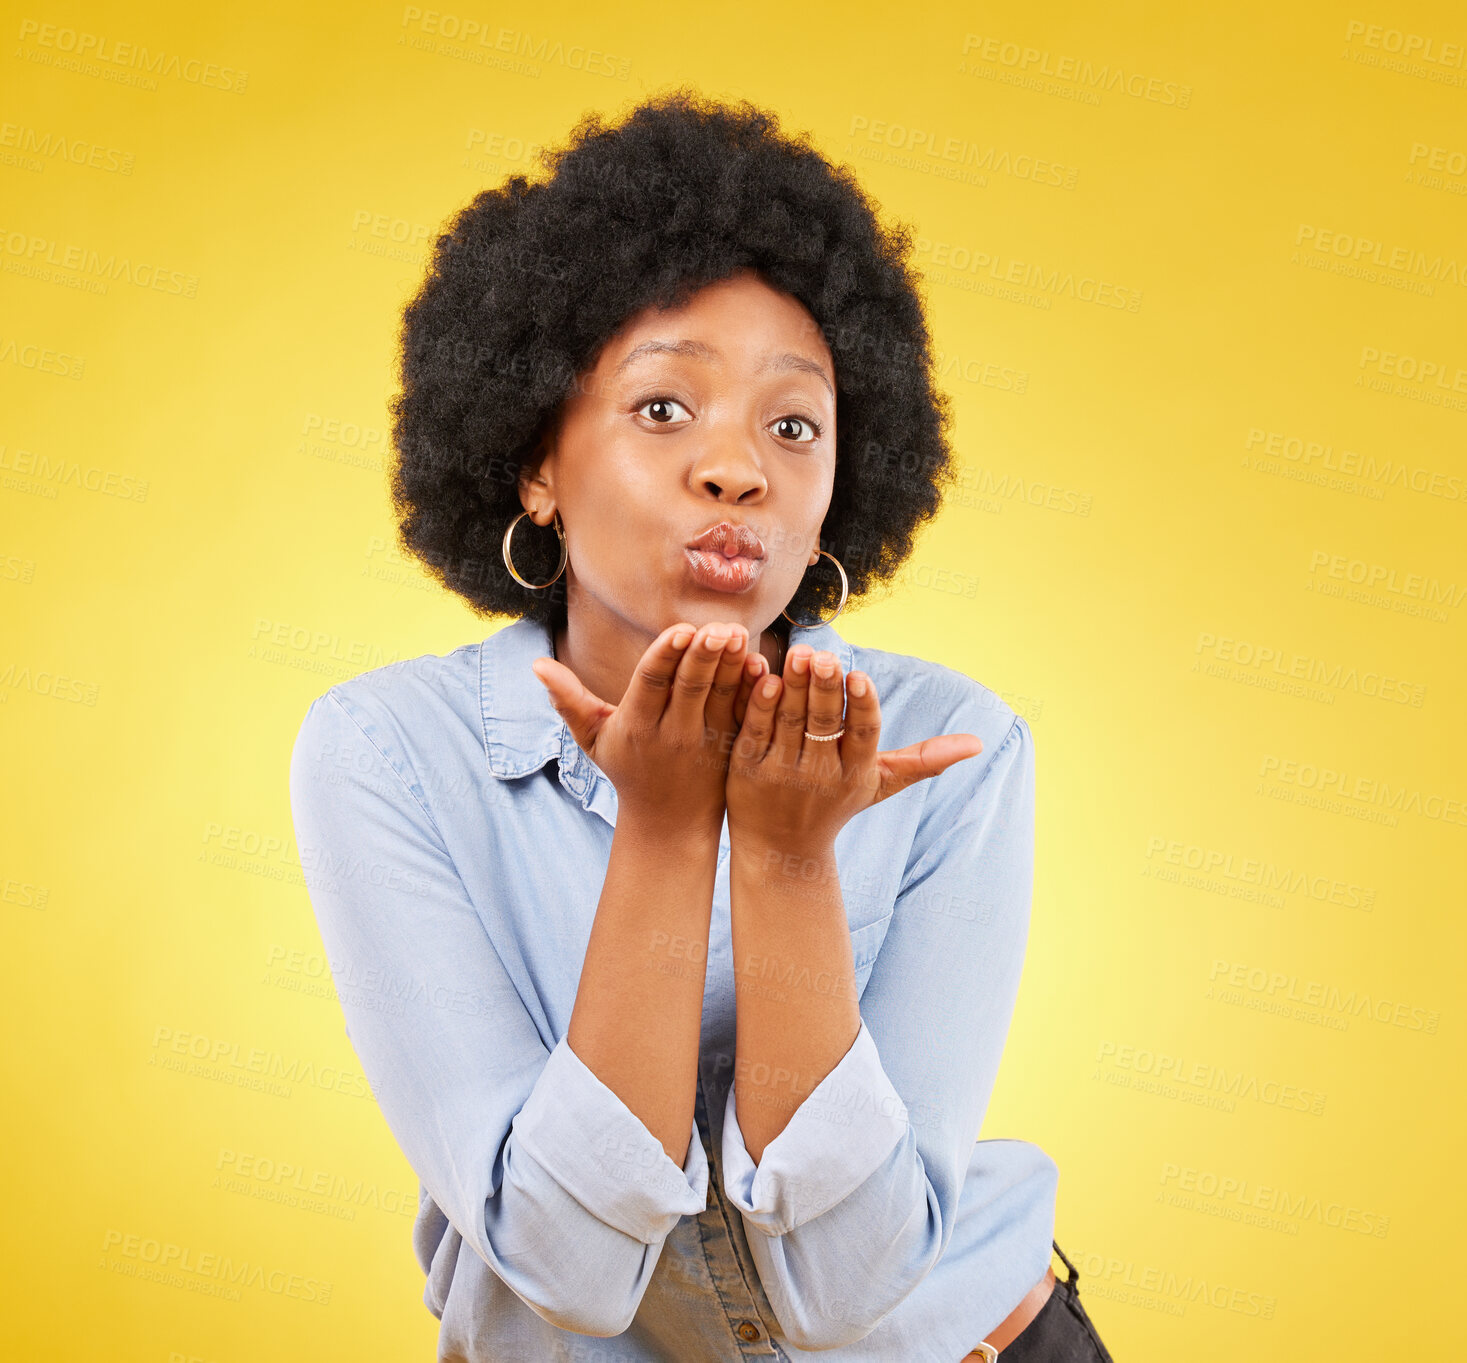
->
[973,1345,999,1362]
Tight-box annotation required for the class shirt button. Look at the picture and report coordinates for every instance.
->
[736,1320,761,1341]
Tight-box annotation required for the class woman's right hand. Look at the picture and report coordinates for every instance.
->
[528,620,769,840]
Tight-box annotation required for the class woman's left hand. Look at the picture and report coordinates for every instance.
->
[725,643,988,852]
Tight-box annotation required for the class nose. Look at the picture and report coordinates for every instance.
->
[689,423,768,503]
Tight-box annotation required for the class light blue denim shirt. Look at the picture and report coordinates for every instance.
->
[288,614,1060,1361]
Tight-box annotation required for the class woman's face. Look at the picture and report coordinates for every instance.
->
[521,268,837,653]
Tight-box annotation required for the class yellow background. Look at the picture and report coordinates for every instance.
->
[3,1,1463,1357]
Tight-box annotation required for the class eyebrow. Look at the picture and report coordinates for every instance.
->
[612,338,835,400]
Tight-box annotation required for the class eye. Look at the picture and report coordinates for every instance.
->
[634,395,693,426]
[772,414,823,443]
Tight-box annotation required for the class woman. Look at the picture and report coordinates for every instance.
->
[290,90,1115,1361]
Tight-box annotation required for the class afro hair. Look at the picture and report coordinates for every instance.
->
[387,86,958,634]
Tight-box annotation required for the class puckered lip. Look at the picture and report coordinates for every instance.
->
[685,520,766,559]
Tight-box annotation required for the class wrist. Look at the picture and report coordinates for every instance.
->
[727,819,836,855]
[729,837,844,917]
[616,807,724,857]
[728,832,838,876]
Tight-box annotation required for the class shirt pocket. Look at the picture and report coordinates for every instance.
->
[849,911,894,997]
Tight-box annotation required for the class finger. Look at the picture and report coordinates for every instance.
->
[732,650,769,732]
[619,622,699,729]
[837,671,882,785]
[734,668,782,767]
[702,623,750,736]
[799,649,846,773]
[665,621,735,730]
[767,642,813,770]
[529,657,615,754]
[872,732,985,805]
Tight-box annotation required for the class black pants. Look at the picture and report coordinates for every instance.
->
[1001,1241,1116,1361]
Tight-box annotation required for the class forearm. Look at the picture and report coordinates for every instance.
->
[567,812,720,1167]
[728,838,861,1163]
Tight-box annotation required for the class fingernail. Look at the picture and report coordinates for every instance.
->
[761,676,780,697]
[672,629,694,649]
[790,647,811,675]
[848,673,868,697]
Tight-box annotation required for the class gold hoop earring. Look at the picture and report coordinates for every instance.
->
[502,510,567,589]
[781,549,849,627]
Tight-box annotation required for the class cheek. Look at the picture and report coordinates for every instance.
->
[562,435,662,523]
[593,458,668,537]
[786,464,835,543]
[802,463,835,515]
[561,455,679,575]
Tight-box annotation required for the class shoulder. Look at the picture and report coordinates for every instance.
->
[291,640,485,797]
[844,636,1025,767]
[313,641,481,727]
[841,645,1036,891]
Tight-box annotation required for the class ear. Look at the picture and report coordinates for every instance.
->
[517,465,555,519]
[518,418,563,513]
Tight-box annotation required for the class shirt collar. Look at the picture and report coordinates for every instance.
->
[480,615,857,785]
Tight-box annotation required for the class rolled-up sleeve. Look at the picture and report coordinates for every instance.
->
[513,1033,709,1244]
[721,1018,909,1236]
[716,707,1046,1352]
[289,690,706,1338]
